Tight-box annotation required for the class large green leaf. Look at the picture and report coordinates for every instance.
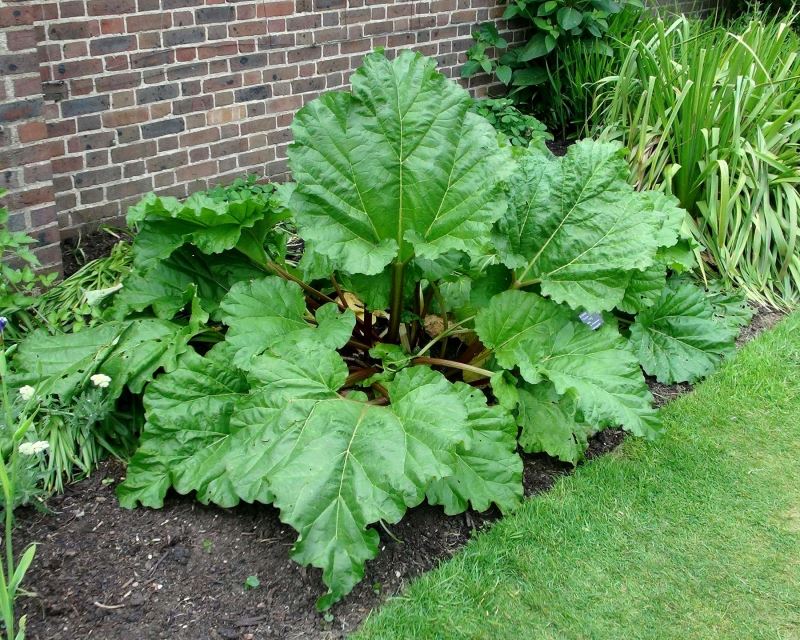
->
[476,290,661,438]
[516,383,594,464]
[497,141,683,311]
[117,349,253,509]
[251,359,472,609]
[127,191,284,270]
[618,265,667,314]
[12,318,196,402]
[219,276,355,366]
[288,50,513,276]
[113,247,265,321]
[119,336,498,609]
[629,281,738,383]
[426,383,523,515]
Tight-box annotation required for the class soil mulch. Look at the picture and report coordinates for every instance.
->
[16,274,784,639]
[61,230,130,278]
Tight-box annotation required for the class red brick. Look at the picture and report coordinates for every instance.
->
[180,127,221,146]
[12,77,42,99]
[257,1,293,17]
[53,59,104,80]
[87,0,136,15]
[48,20,100,40]
[100,18,125,33]
[18,121,48,143]
[24,162,53,184]
[197,44,238,59]
[176,48,197,62]
[6,187,55,209]
[0,5,43,27]
[6,28,38,51]
[60,1,87,18]
[101,107,149,127]
[176,161,217,182]
[51,155,84,174]
[110,140,157,162]
[229,21,267,37]
[63,41,89,59]
[95,72,141,92]
[126,13,170,31]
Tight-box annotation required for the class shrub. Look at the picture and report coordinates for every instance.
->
[9,52,745,609]
[463,0,643,133]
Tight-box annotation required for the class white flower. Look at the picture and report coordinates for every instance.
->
[19,441,49,456]
[18,385,35,401]
[18,441,48,456]
[31,441,49,454]
[90,373,112,388]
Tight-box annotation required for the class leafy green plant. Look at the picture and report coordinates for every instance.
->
[33,240,132,334]
[592,11,800,307]
[470,98,552,147]
[0,319,40,640]
[463,0,642,130]
[244,575,260,590]
[0,195,57,343]
[10,52,745,610]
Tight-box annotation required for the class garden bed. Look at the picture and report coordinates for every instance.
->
[15,306,782,640]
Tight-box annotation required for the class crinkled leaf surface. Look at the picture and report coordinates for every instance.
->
[219,276,355,366]
[128,192,281,270]
[426,383,522,515]
[113,247,264,321]
[288,50,512,275]
[618,265,667,314]
[117,349,253,509]
[629,281,737,383]
[249,358,472,609]
[497,140,681,311]
[12,318,195,402]
[705,283,755,330]
[516,383,593,464]
[476,290,661,438]
[120,335,485,610]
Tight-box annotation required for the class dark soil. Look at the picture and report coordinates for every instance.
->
[15,301,784,639]
[61,230,130,278]
[546,138,570,157]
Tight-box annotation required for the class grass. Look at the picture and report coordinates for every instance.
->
[355,311,800,640]
[592,12,800,308]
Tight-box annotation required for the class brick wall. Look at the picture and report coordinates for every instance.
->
[1,1,63,271]
[1,0,527,274]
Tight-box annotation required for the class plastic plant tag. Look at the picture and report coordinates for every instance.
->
[578,311,604,330]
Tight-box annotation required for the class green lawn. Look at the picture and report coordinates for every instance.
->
[355,312,800,640]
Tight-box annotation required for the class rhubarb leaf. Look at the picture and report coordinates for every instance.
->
[288,50,512,276]
[476,290,661,438]
[497,140,681,311]
[629,281,738,383]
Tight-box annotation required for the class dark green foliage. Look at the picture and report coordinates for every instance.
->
[463,0,643,130]
[471,98,552,147]
[0,192,57,342]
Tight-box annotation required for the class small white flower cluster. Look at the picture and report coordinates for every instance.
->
[18,385,35,401]
[90,373,112,388]
[18,441,49,456]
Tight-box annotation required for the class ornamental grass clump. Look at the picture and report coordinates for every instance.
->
[592,11,800,308]
[8,52,750,609]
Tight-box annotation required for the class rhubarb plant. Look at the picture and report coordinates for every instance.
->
[10,51,745,609]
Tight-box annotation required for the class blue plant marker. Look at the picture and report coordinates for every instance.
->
[578,311,604,330]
